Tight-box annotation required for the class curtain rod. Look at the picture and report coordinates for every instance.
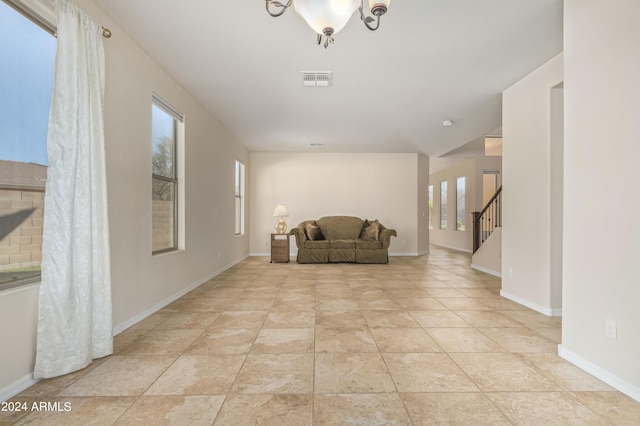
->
[56,26,111,38]
[3,0,111,38]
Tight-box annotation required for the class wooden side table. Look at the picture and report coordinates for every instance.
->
[270,233,290,263]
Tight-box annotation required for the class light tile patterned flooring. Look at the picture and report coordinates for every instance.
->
[4,246,640,425]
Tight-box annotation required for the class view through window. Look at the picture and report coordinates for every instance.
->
[439,181,447,230]
[235,160,245,236]
[428,185,433,229]
[456,176,466,231]
[0,0,56,290]
[151,97,182,253]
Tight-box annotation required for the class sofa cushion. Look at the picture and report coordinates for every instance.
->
[329,248,356,263]
[305,240,330,249]
[356,239,383,250]
[317,216,364,240]
[305,222,324,241]
[330,239,356,249]
[359,219,380,241]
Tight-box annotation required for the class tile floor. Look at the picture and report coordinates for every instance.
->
[4,246,640,425]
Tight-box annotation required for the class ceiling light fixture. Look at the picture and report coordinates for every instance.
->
[265,0,391,48]
[442,120,454,126]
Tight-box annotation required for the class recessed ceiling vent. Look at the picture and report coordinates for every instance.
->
[302,71,331,87]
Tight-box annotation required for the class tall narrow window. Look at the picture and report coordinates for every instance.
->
[428,185,433,229]
[152,95,183,253]
[235,159,245,236]
[0,1,56,290]
[439,181,447,230]
[456,176,466,231]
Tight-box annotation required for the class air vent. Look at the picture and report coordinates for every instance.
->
[301,71,332,87]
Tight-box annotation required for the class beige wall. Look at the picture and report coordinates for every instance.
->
[501,53,563,315]
[249,152,423,256]
[0,284,39,399]
[471,227,502,277]
[429,158,475,252]
[0,0,249,399]
[561,0,640,398]
[89,0,250,327]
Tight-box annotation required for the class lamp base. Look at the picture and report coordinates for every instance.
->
[275,218,288,234]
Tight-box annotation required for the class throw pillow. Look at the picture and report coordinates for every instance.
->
[305,222,324,241]
[359,219,380,241]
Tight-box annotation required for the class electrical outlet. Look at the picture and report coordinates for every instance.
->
[605,319,617,340]
[508,267,513,278]
[218,251,221,259]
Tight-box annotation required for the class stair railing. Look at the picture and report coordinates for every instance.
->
[472,185,502,253]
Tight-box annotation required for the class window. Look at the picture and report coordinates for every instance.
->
[483,170,501,206]
[428,185,433,229]
[234,159,245,235]
[0,0,56,291]
[439,181,447,230]
[456,176,466,231]
[152,95,183,254]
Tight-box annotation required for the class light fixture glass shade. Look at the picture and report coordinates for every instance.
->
[273,204,289,217]
[369,0,391,12]
[293,0,360,35]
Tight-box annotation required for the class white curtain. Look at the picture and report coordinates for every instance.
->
[34,0,112,379]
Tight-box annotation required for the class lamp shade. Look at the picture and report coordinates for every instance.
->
[273,204,289,217]
[293,0,360,35]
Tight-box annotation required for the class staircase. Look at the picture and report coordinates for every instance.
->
[472,185,502,253]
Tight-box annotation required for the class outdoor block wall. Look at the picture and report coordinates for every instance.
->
[152,199,174,252]
[0,189,44,271]
[1,191,174,265]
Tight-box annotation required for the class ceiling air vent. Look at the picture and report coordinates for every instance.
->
[301,71,331,87]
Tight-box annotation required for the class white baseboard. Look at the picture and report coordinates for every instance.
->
[113,255,248,335]
[500,290,562,317]
[558,345,640,403]
[430,243,473,254]
[251,252,425,259]
[0,373,40,403]
[471,263,502,278]
[251,252,427,258]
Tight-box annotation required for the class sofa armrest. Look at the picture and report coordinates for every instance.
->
[378,226,397,249]
[290,223,307,249]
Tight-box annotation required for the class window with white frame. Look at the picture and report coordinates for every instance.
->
[235,159,245,236]
[428,185,434,229]
[0,0,56,291]
[439,181,447,230]
[456,176,466,231]
[151,95,183,253]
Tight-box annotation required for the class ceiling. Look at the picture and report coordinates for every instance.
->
[91,0,563,157]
